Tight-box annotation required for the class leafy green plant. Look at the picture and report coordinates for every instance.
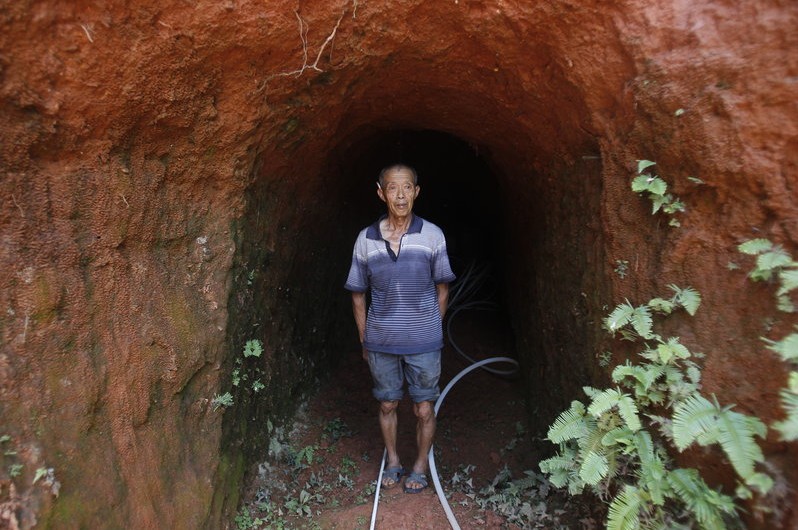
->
[322,417,352,443]
[292,444,319,470]
[738,238,798,312]
[8,463,23,478]
[235,507,264,530]
[284,489,318,517]
[211,392,234,411]
[632,160,685,227]
[540,289,771,529]
[739,239,798,441]
[244,339,264,358]
[614,260,630,279]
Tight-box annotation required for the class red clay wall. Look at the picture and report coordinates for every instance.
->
[1,0,796,527]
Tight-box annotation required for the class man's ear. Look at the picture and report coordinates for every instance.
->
[377,182,386,202]
[413,185,420,199]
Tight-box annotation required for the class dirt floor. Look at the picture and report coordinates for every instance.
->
[236,308,605,529]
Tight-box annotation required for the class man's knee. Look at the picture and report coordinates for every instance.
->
[413,400,434,421]
[379,400,399,415]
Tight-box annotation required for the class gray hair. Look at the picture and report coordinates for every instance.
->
[378,164,418,187]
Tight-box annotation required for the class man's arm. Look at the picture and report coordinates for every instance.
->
[351,292,368,360]
[436,282,449,320]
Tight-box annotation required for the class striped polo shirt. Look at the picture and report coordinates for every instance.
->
[345,214,456,355]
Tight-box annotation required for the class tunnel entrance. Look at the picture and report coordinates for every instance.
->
[225,116,608,526]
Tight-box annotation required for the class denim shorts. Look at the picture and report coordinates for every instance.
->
[367,350,441,403]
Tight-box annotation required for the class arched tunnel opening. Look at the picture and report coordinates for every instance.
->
[2,1,796,528]
[224,110,609,525]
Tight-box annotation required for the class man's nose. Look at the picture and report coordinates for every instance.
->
[397,188,405,198]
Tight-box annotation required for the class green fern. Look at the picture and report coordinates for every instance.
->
[656,337,691,364]
[669,285,702,316]
[667,468,735,530]
[737,238,772,255]
[546,401,587,443]
[777,268,798,296]
[773,374,798,441]
[606,302,636,332]
[648,297,675,314]
[579,450,609,485]
[631,305,655,339]
[588,389,642,432]
[755,247,792,274]
[715,408,766,482]
[672,395,720,450]
[607,485,642,530]
[764,330,798,362]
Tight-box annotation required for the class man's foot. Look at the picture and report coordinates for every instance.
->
[382,466,405,489]
[403,472,428,494]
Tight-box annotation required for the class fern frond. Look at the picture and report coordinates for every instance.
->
[539,453,576,473]
[764,331,798,362]
[667,468,735,530]
[672,394,720,451]
[657,337,691,364]
[635,431,668,505]
[606,302,635,333]
[577,416,605,453]
[579,451,609,485]
[612,362,662,392]
[773,387,798,441]
[756,247,792,272]
[777,268,798,296]
[777,294,795,313]
[606,485,642,530]
[547,401,587,443]
[588,388,622,417]
[648,297,675,314]
[618,394,642,432]
[631,305,654,339]
[669,285,702,315]
[716,408,765,480]
[737,238,772,255]
[602,427,635,448]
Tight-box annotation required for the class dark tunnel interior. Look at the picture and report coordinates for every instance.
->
[338,129,506,281]
[227,123,605,465]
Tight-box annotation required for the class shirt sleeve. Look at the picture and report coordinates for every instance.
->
[431,235,456,284]
[344,231,369,292]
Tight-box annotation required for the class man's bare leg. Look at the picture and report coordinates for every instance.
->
[379,400,402,487]
[407,400,435,490]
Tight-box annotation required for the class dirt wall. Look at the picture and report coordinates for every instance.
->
[1,0,796,528]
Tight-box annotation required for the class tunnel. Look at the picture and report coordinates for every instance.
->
[1,1,797,529]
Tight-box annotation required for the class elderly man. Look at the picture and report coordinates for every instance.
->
[345,164,456,494]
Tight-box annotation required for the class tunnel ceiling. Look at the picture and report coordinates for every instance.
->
[2,0,797,528]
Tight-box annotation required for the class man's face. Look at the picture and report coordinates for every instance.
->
[378,169,420,218]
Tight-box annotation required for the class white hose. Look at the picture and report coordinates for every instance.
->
[369,448,387,530]
[369,261,519,529]
[428,356,520,530]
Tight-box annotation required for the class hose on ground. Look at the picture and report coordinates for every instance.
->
[370,261,520,529]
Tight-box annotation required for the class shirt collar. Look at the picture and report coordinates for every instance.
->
[366,214,423,240]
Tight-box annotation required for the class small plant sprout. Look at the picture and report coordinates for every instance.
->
[243,339,264,358]
[211,392,234,411]
[614,259,630,279]
[251,380,265,392]
[632,160,685,226]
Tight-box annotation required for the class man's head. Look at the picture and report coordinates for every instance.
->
[377,164,420,218]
